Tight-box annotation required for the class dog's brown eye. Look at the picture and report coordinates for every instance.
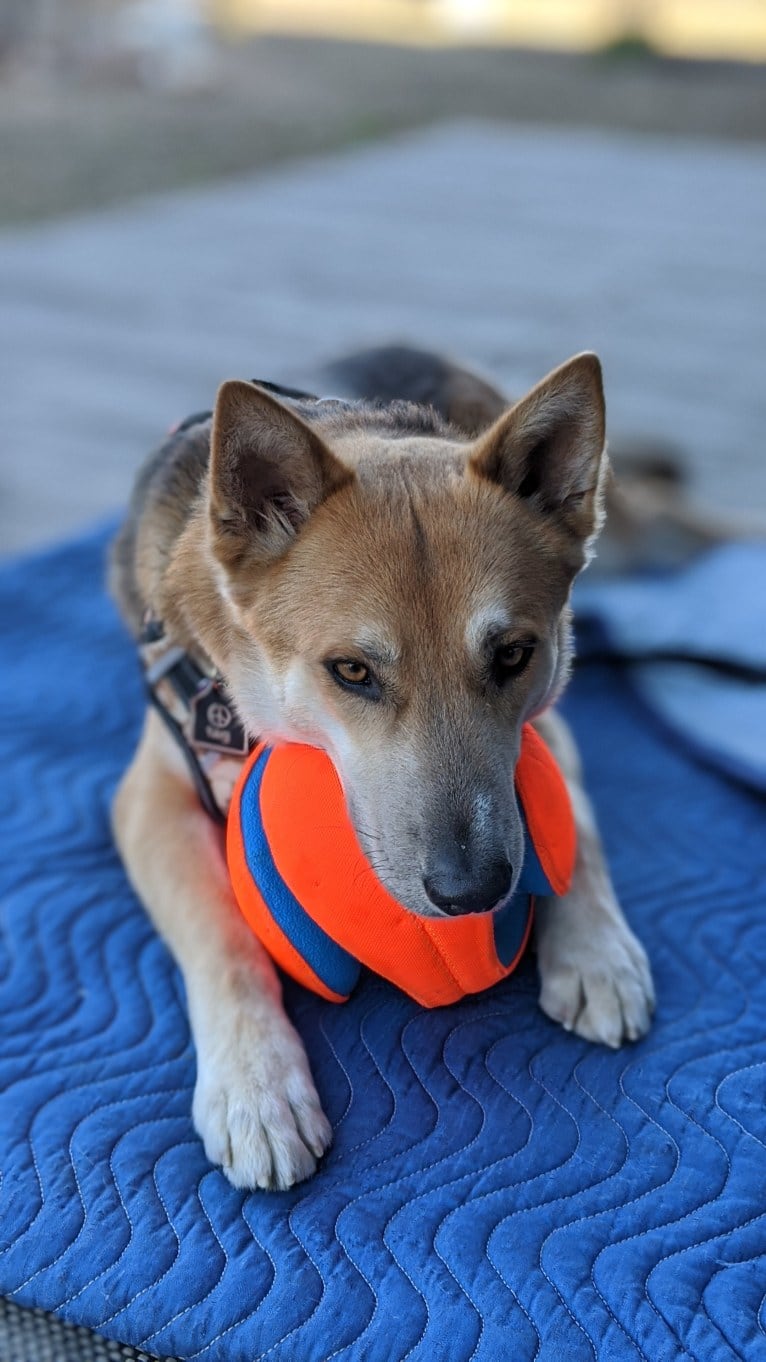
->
[327,657,382,701]
[494,642,535,681]
[332,660,370,686]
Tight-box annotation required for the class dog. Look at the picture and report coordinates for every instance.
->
[110,347,655,1191]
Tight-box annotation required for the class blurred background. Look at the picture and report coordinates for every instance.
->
[1,0,764,553]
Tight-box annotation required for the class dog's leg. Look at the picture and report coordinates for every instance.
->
[533,710,655,1047]
[112,709,332,1190]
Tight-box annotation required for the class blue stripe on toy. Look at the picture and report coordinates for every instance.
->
[239,748,361,998]
[517,804,556,896]
[493,808,549,967]
[493,891,534,967]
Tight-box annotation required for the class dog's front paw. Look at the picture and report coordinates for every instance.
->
[537,897,655,1048]
[192,1006,332,1191]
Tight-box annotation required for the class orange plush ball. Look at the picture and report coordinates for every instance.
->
[227,724,576,1008]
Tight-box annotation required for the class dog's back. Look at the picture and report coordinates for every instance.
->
[110,414,213,636]
[321,344,507,434]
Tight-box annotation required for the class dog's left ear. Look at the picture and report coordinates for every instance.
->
[209,380,353,567]
[468,353,607,561]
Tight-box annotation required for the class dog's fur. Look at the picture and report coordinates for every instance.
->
[110,348,655,1191]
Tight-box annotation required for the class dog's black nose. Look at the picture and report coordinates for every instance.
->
[423,856,512,916]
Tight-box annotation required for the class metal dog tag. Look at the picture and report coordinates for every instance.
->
[190,682,249,756]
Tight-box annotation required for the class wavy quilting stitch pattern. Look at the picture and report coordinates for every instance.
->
[1,527,766,1362]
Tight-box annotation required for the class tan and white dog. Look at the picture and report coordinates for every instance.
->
[110,348,655,1191]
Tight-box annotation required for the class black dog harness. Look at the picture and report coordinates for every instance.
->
[139,614,251,824]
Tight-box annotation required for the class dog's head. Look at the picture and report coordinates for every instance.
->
[203,356,606,918]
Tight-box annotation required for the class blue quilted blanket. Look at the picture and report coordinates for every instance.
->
[2,528,766,1362]
[576,543,766,793]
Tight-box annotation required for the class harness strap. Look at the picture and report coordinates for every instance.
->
[139,615,253,824]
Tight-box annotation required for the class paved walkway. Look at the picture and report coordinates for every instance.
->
[2,121,764,554]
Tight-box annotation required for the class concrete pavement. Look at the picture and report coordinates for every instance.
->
[2,121,764,555]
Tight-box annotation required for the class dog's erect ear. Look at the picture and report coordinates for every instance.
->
[209,380,353,565]
[468,353,607,559]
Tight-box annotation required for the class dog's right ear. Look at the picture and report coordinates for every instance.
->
[468,353,607,565]
[209,380,353,566]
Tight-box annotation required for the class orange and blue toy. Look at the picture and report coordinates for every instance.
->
[227,724,576,1008]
